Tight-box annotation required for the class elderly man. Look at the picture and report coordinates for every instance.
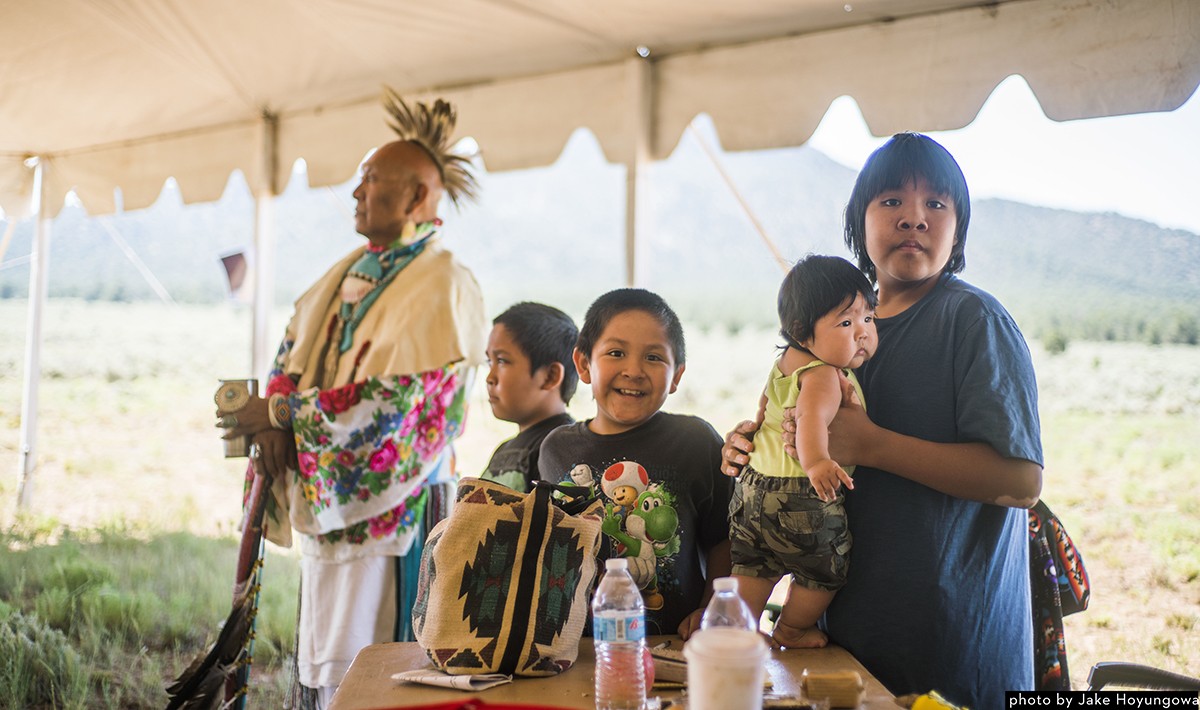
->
[225,93,485,708]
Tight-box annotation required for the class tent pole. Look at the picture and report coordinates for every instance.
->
[687,124,791,274]
[251,114,279,383]
[17,159,50,510]
[624,56,652,289]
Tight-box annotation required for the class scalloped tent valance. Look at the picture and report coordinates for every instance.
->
[1,0,1197,219]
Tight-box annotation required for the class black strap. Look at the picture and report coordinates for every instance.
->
[1088,662,1200,690]
[545,481,598,516]
[497,483,552,674]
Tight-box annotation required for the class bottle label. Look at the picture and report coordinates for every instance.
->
[593,611,646,643]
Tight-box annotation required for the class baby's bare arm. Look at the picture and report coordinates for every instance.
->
[793,366,844,471]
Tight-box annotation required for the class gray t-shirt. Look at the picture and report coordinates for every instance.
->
[824,273,1041,710]
[482,413,574,492]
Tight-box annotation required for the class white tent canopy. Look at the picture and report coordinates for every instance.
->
[3,0,1198,508]
[2,0,1197,218]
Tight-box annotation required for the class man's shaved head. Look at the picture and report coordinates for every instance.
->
[352,140,445,247]
[377,141,443,193]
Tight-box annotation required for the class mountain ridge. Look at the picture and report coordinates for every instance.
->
[1,138,1196,343]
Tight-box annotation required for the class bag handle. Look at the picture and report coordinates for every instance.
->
[534,480,598,516]
[496,481,597,674]
[498,483,553,675]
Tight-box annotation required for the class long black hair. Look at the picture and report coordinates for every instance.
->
[844,132,971,283]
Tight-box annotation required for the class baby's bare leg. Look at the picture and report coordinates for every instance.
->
[731,575,777,631]
[772,582,835,648]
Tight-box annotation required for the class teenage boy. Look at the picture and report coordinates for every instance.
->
[538,289,732,638]
[481,302,579,492]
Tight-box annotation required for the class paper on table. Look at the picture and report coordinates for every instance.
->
[391,669,514,691]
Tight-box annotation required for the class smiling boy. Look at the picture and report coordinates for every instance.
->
[481,302,578,492]
[538,289,732,637]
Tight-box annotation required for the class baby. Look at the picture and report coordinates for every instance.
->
[728,255,878,648]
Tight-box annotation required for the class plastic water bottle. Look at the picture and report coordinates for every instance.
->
[592,557,646,710]
[700,576,757,632]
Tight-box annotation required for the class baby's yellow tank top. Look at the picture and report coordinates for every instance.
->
[747,358,866,478]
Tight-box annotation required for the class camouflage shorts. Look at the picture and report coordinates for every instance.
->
[728,466,852,592]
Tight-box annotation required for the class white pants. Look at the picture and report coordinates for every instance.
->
[298,554,397,690]
[314,685,337,710]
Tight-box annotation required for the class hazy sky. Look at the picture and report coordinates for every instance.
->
[806,75,1200,235]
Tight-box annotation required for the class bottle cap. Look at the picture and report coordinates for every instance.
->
[713,577,738,593]
[605,557,629,571]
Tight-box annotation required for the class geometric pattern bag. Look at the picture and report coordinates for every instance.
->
[1029,500,1092,691]
[412,478,603,677]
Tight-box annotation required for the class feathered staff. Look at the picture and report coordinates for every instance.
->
[165,467,271,710]
[382,86,479,206]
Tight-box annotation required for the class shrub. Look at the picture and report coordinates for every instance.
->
[1043,330,1070,355]
[0,612,88,710]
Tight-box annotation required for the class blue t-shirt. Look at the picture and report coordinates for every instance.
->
[823,273,1041,710]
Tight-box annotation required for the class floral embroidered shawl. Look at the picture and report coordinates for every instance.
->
[247,237,486,562]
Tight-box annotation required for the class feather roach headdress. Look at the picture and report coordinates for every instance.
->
[383,87,479,206]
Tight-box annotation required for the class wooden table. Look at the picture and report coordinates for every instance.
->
[328,635,896,710]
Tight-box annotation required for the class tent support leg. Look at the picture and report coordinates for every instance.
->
[251,114,279,382]
[252,193,275,381]
[17,160,50,510]
[624,56,652,289]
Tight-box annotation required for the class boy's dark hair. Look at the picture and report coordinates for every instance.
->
[576,289,686,368]
[844,132,971,283]
[494,302,580,404]
[779,255,879,350]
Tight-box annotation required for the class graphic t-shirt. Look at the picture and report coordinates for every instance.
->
[538,412,732,635]
[482,413,574,492]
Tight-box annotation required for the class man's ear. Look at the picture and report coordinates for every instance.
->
[668,363,686,394]
[406,182,429,215]
[539,362,565,392]
[572,348,592,385]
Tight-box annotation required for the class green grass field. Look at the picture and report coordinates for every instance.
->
[1,299,1197,707]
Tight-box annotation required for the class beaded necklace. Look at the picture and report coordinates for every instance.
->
[314,220,439,389]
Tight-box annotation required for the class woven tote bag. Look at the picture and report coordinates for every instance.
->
[412,478,603,677]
